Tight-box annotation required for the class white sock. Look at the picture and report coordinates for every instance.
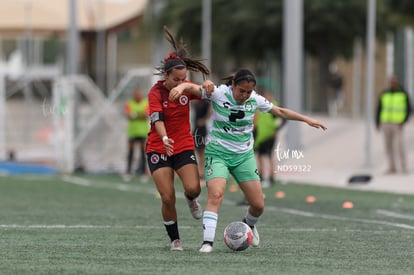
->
[244,211,259,227]
[202,211,218,243]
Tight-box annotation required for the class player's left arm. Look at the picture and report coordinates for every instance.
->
[270,106,327,130]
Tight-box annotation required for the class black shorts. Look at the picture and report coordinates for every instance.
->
[146,150,198,174]
[257,137,276,156]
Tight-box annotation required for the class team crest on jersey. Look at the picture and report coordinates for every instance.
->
[207,166,213,176]
[244,101,252,111]
[162,101,168,107]
[179,95,189,105]
[150,154,160,164]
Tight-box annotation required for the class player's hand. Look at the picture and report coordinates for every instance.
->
[162,137,175,156]
[169,87,183,101]
[306,119,327,130]
[202,80,215,97]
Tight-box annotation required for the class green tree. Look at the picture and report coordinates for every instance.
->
[156,0,391,111]
[304,0,389,111]
[158,0,283,76]
[387,0,414,27]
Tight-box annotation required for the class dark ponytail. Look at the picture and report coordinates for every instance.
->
[155,26,210,78]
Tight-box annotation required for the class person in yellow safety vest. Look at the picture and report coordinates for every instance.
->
[375,75,412,174]
[253,90,286,187]
[124,88,150,181]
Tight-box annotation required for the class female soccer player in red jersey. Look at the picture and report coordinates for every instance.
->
[145,26,214,251]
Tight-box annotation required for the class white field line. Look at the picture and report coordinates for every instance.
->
[287,228,338,232]
[266,205,414,230]
[0,224,113,229]
[61,175,159,195]
[0,224,404,234]
[376,209,414,221]
[26,175,414,231]
[62,175,91,186]
[285,228,406,234]
[0,224,192,230]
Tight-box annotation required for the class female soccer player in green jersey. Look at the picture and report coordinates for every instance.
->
[169,68,327,253]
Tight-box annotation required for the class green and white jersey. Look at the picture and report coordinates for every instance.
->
[205,84,273,155]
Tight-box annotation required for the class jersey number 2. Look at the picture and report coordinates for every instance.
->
[229,110,245,122]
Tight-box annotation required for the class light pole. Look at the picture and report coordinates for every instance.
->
[202,0,212,70]
[364,0,376,168]
[283,0,303,150]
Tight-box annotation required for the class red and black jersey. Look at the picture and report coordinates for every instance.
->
[146,80,201,155]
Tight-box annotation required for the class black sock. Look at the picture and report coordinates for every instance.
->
[202,241,213,246]
[164,222,180,242]
[138,148,146,175]
[185,193,196,201]
[127,149,133,174]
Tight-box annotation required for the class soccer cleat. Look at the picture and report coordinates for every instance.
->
[251,226,260,247]
[170,239,183,251]
[186,198,202,220]
[199,243,213,253]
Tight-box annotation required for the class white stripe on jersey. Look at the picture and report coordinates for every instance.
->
[206,85,273,154]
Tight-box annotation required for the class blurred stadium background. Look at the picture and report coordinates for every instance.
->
[0,0,413,175]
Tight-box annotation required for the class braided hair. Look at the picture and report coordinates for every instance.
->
[156,26,210,79]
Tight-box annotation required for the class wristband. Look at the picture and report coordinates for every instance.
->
[201,88,206,99]
[162,136,168,143]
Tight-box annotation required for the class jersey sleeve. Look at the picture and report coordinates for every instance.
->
[148,88,163,114]
[210,85,226,101]
[186,91,201,101]
[254,91,273,113]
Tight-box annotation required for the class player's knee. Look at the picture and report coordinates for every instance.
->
[208,190,224,206]
[185,184,201,198]
[160,194,176,208]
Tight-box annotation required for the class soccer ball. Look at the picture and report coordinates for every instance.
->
[223,221,253,251]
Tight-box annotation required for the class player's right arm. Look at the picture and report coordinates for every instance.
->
[153,120,174,156]
[168,80,215,101]
[148,89,174,155]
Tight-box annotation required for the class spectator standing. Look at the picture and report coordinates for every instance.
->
[124,88,149,182]
[375,75,412,174]
[192,100,211,185]
[328,65,344,116]
[253,90,286,187]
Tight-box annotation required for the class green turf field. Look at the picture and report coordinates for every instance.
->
[1,174,414,274]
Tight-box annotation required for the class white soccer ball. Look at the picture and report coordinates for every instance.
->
[223,221,253,251]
